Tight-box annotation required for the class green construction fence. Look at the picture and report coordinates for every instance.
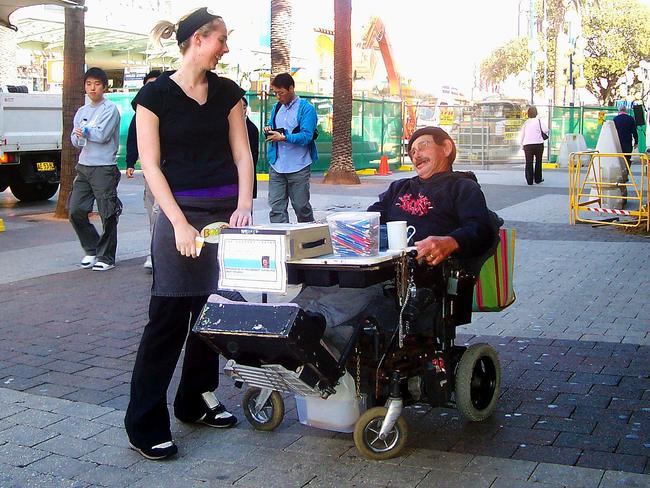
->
[548,105,647,162]
[106,92,403,172]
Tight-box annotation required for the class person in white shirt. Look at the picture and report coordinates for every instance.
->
[519,106,547,185]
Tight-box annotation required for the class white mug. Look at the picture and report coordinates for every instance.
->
[387,221,416,250]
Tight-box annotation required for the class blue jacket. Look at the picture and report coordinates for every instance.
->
[266,98,318,165]
[613,113,638,150]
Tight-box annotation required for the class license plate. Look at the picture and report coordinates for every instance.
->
[36,161,56,172]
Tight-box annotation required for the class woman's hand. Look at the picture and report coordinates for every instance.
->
[229,208,252,227]
[173,220,200,258]
[415,235,459,266]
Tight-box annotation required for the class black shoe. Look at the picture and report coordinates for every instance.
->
[128,440,178,460]
[197,402,238,428]
[535,178,544,184]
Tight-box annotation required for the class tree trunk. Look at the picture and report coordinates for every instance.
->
[324,0,359,185]
[54,0,85,219]
[270,0,292,76]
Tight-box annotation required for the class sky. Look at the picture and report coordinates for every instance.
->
[183,0,523,95]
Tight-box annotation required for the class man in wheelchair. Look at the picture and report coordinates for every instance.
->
[194,127,502,459]
[292,126,497,348]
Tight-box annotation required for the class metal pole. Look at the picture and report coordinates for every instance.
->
[380,99,385,155]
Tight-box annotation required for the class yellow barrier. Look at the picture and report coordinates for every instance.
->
[569,151,649,231]
[0,218,4,232]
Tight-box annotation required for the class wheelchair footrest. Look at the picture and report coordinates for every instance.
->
[224,360,324,397]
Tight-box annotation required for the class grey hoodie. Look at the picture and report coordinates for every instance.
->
[70,98,120,166]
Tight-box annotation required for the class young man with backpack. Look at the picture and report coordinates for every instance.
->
[264,72,318,223]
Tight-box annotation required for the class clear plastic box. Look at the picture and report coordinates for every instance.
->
[295,372,366,433]
[326,211,380,257]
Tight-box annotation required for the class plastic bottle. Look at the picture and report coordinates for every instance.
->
[78,118,88,147]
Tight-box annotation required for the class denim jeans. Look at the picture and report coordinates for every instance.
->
[268,165,314,223]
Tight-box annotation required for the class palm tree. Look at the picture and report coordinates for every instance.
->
[54,0,85,218]
[324,0,359,184]
[270,0,291,76]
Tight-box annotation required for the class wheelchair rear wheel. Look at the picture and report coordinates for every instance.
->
[455,343,501,421]
[353,406,409,460]
[242,387,285,431]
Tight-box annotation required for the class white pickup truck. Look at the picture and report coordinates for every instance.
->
[0,90,62,201]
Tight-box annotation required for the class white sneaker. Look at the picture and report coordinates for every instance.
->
[80,255,97,269]
[143,256,152,270]
[92,262,115,271]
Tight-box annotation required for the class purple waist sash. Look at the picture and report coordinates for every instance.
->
[173,184,238,199]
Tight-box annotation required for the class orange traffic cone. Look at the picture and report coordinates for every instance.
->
[378,155,391,176]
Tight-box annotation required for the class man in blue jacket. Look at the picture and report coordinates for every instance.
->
[613,106,638,167]
[264,73,318,223]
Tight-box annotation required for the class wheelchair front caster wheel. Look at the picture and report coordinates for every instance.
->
[242,387,285,431]
[455,342,501,422]
[353,406,408,460]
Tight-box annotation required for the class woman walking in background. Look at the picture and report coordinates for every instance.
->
[124,7,253,460]
[520,106,547,185]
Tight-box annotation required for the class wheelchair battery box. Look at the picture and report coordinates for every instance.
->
[193,300,341,386]
[221,223,332,260]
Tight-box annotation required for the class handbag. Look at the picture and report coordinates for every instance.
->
[472,228,516,312]
[538,119,549,140]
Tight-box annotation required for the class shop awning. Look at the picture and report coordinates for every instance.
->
[0,0,82,30]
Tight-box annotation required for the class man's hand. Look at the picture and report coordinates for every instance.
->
[265,130,286,142]
[415,236,460,266]
[73,127,84,138]
[125,168,135,178]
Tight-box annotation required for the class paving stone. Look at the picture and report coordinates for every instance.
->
[130,474,212,488]
[554,432,618,452]
[5,408,66,429]
[0,388,28,403]
[598,470,650,487]
[530,462,604,488]
[416,467,496,488]
[48,416,110,440]
[517,401,575,418]
[75,464,145,488]
[534,416,595,435]
[50,401,114,421]
[512,445,582,466]
[0,442,49,467]
[491,477,567,488]
[577,451,647,474]
[81,444,141,468]
[401,449,473,470]
[233,464,317,488]
[93,410,125,428]
[0,402,27,420]
[284,434,354,457]
[349,463,431,488]
[492,426,559,446]
[44,360,92,374]
[87,425,130,449]
[29,453,99,479]
[24,382,80,398]
[36,433,103,459]
[465,455,537,480]
[0,424,58,447]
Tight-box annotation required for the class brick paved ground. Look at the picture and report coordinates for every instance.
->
[0,167,648,487]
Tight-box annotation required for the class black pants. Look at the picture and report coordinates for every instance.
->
[124,295,218,447]
[523,143,544,185]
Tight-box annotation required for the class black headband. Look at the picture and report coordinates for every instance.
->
[176,7,220,46]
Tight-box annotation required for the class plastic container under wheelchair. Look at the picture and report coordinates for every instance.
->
[295,372,366,433]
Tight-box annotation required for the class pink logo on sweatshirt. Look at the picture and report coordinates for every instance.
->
[396,193,432,217]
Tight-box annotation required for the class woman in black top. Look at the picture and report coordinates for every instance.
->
[124,7,253,460]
